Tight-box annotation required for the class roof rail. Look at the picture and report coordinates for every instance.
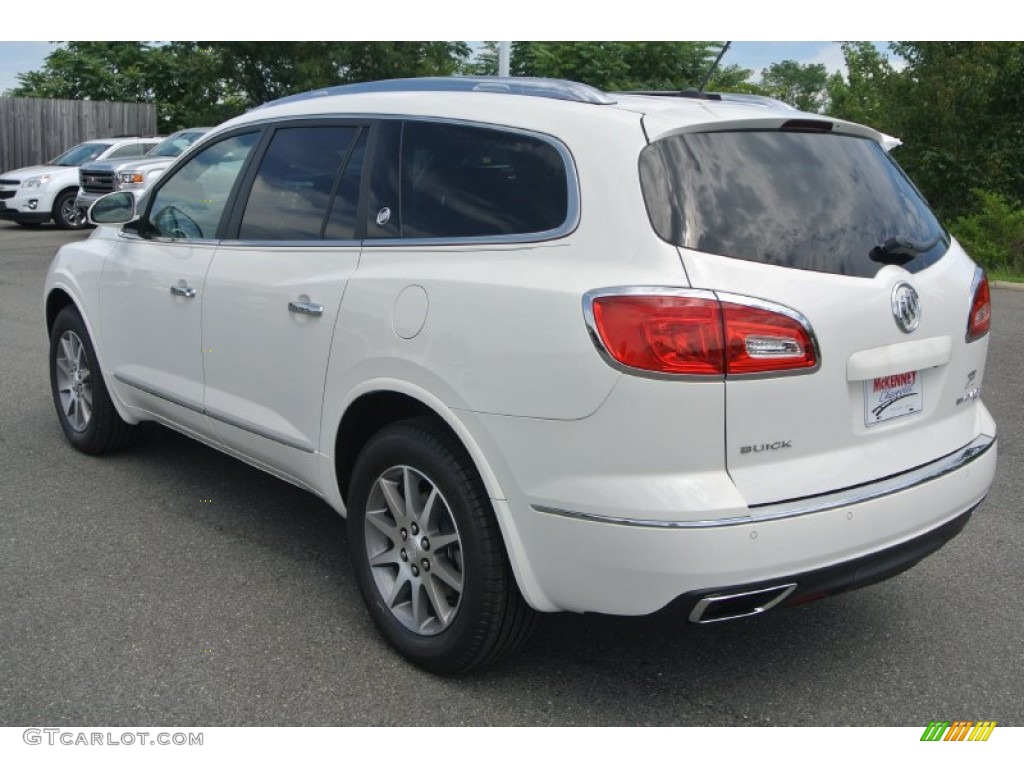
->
[255,77,618,110]
[616,90,797,111]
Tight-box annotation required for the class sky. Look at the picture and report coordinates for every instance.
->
[0,41,884,95]
[0,0,982,95]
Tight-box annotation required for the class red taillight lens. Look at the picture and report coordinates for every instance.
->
[967,273,991,342]
[722,302,817,374]
[591,296,725,375]
[589,293,817,376]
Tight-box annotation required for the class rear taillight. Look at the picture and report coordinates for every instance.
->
[722,300,817,374]
[586,290,817,377]
[590,295,725,375]
[966,270,991,342]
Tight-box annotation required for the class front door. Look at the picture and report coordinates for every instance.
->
[200,123,368,489]
[100,131,261,436]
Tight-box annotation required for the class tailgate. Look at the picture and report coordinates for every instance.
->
[637,123,993,505]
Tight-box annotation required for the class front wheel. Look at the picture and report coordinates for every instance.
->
[52,189,87,230]
[49,305,134,453]
[347,418,535,674]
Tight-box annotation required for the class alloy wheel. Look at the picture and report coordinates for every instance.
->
[54,330,92,432]
[363,465,464,635]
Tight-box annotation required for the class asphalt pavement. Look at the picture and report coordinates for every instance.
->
[1,221,1021,726]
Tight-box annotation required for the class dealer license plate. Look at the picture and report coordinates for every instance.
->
[864,370,923,426]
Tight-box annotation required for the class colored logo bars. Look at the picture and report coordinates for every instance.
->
[920,721,997,741]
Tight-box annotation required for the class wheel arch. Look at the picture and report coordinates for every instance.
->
[326,380,558,612]
[45,284,138,426]
[51,184,81,210]
[45,286,78,335]
[330,383,506,509]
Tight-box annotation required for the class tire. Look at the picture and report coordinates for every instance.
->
[49,305,134,454]
[52,189,87,230]
[348,418,536,674]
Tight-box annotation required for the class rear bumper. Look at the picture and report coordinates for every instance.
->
[497,433,996,615]
[665,504,975,623]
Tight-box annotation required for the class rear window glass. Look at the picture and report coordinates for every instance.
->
[639,131,948,277]
[399,121,568,239]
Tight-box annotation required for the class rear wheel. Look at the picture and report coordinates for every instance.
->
[49,305,134,453]
[53,189,87,230]
[348,418,535,674]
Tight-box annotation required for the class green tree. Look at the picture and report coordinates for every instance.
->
[14,41,472,132]
[759,59,828,112]
[885,42,1024,218]
[196,41,470,107]
[467,41,752,92]
[825,42,895,128]
[14,42,162,103]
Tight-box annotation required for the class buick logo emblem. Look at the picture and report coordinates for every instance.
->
[891,282,921,333]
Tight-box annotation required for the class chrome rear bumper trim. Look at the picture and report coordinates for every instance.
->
[532,433,995,529]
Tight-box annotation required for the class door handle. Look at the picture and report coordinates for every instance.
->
[288,299,324,317]
[170,283,196,299]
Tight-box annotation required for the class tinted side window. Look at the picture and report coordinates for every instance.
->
[239,126,359,240]
[365,121,402,238]
[399,121,568,238]
[147,132,258,239]
[107,143,144,159]
[323,129,367,240]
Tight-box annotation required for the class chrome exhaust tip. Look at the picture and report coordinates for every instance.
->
[688,583,797,624]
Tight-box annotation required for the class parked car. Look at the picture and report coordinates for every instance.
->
[44,77,997,673]
[76,128,212,215]
[0,137,160,229]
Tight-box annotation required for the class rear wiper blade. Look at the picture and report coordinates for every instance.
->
[870,234,942,265]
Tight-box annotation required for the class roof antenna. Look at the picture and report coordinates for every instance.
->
[698,41,731,93]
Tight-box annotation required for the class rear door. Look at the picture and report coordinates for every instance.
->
[639,124,991,505]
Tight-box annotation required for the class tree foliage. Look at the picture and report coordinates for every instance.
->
[825,42,895,127]
[759,59,828,112]
[13,41,470,131]
[467,42,752,92]
[824,42,1024,223]
[951,189,1024,275]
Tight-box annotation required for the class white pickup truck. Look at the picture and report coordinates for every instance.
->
[0,137,160,229]
[76,128,211,215]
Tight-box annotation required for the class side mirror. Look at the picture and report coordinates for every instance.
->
[89,191,136,225]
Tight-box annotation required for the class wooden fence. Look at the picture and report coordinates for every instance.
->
[0,97,157,171]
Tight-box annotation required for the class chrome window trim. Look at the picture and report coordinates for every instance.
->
[118,230,220,246]
[532,434,995,529]
[216,239,362,249]
[581,286,821,382]
[219,114,581,247]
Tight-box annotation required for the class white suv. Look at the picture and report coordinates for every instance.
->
[76,128,212,214]
[0,137,160,229]
[44,78,997,673]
